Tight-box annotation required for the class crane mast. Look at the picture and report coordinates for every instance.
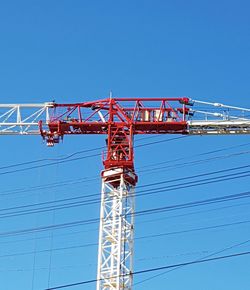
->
[0,97,249,290]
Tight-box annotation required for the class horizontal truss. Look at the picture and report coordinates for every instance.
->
[188,120,250,134]
[0,98,249,160]
[0,103,53,135]
[0,98,248,135]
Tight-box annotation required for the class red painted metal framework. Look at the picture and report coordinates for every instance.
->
[39,98,191,173]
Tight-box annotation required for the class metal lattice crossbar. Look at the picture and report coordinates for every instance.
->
[0,103,53,135]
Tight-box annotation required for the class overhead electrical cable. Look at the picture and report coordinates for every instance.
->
[0,163,249,212]
[133,191,250,217]
[0,134,180,171]
[0,186,250,221]
[1,200,249,239]
[1,190,250,238]
[1,219,250,259]
[0,136,248,179]
[0,249,220,273]
[0,146,104,171]
[139,200,250,225]
[0,136,248,174]
[140,141,250,169]
[0,147,249,199]
[0,170,249,220]
[134,236,250,286]
[0,175,99,198]
[44,250,250,289]
[0,153,101,176]
[0,136,185,173]
[2,199,249,246]
[1,165,249,213]
[138,151,250,175]
[136,172,250,200]
[137,164,250,188]
[0,171,249,219]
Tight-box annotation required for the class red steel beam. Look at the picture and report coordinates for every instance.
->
[39,97,192,170]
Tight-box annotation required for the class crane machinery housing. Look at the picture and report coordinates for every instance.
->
[0,97,249,290]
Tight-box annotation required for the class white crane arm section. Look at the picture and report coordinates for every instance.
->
[188,99,250,134]
[188,120,250,135]
[0,103,53,135]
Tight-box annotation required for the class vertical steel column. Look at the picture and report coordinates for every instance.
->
[96,168,136,290]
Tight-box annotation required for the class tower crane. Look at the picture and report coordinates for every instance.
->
[0,97,249,290]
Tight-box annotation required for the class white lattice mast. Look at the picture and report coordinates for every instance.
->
[96,168,136,290]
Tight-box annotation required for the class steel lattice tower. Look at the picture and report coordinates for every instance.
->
[97,168,136,289]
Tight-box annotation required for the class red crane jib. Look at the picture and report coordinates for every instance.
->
[39,98,191,170]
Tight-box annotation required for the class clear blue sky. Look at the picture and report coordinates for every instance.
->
[0,1,249,289]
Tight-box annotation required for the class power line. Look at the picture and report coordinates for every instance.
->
[0,175,99,198]
[0,170,249,219]
[0,147,248,199]
[136,199,250,233]
[138,151,250,175]
[0,164,249,218]
[1,189,249,238]
[136,171,250,200]
[2,198,249,246]
[135,135,187,148]
[0,136,247,182]
[44,250,250,289]
[139,141,250,170]
[0,146,103,171]
[0,152,101,177]
[0,136,186,175]
[1,137,248,175]
[135,251,250,275]
[134,237,250,286]
[1,219,250,259]
[134,190,250,217]
[137,164,250,188]
[0,249,214,272]
[135,219,250,241]
[0,135,179,172]
[0,218,99,238]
